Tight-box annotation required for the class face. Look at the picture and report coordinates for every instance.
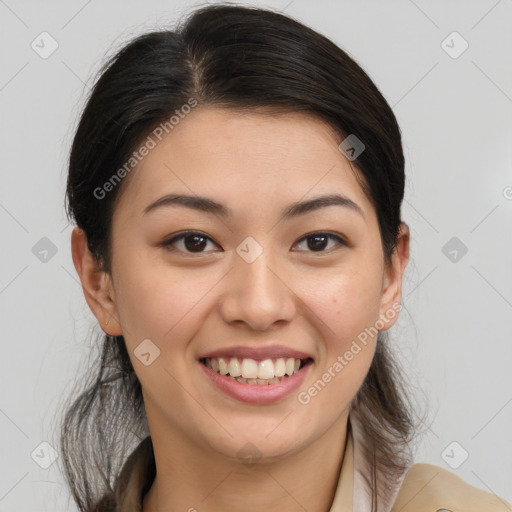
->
[72,106,408,464]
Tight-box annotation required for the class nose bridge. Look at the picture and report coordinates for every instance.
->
[220,242,295,330]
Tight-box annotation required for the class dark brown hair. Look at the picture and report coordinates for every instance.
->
[61,4,425,511]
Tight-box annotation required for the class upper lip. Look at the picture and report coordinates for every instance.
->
[198,345,313,361]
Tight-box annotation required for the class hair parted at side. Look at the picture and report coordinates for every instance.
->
[61,4,425,511]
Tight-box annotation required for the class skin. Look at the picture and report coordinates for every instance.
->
[71,106,409,512]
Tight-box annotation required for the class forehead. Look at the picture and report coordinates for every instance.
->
[114,106,373,222]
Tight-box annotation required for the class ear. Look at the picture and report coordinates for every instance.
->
[71,226,123,336]
[377,222,410,330]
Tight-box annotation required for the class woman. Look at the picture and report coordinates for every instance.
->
[61,4,510,511]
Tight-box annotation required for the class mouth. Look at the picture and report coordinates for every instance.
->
[199,356,314,386]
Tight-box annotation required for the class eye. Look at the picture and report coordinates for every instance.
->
[160,231,220,254]
[292,231,347,253]
[160,230,347,255]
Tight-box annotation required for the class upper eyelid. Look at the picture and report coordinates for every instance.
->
[292,232,347,251]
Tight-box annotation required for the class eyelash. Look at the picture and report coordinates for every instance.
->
[160,230,348,255]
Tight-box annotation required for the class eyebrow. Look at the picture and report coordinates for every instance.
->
[143,193,364,220]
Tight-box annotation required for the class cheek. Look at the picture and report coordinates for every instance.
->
[309,262,384,342]
[295,272,381,415]
[300,257,383,397]
[112,256,214,351]
[113,263,214,403]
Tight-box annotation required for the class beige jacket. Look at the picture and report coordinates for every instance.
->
[112,414,511,511]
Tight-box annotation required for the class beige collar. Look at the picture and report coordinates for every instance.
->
[328,412,411,511]
[327,416,354,511]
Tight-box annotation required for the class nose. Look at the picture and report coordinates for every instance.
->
[219,250,296,331]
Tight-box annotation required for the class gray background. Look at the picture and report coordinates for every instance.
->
[1,0,511,510]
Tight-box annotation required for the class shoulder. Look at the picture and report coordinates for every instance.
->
[391,463,512,512]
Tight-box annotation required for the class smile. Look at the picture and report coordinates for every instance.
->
[198,356,314,404]
[200,356,312,385]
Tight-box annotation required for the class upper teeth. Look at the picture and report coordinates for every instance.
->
[204,357,303,379]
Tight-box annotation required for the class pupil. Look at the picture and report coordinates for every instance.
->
[308,235,327,251]
[185,235,207,252]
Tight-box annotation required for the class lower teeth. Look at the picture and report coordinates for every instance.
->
[229,375,288,385]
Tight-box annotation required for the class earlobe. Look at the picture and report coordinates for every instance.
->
[71,226,123,336]
[378,222,410,330]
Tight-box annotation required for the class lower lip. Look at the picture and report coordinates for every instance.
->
[198,360,313,404]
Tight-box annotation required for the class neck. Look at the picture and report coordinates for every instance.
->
[142,412,350,512]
